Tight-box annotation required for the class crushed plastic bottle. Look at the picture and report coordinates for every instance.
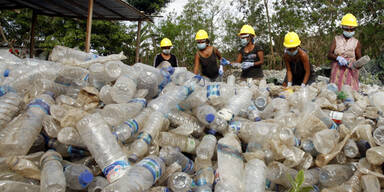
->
[40,150,66,192]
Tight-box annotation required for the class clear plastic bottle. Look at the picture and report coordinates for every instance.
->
[0,92,22,129]
[29,78,69,98]
[196,134,217,160]
[0,93,54,156]
[148,186,171,192]
[366,146,384,165]
[195,166,214,192]
[42,115,62,138]
[267,161,298,188]
[0,180,40,192]
[313,129,340,154]
[227,75,236,86]
[99,85,114,105]
[361,175,380,192]
[244,158,266,192]
[100,98,146,126]
[47,139,90,158]
[341,85,355,104]
[301,139,319,157]
[218,88,252,121]
[319,164,355,187]
[103,155,165,192]
[168,172,192,192]
[178,85,207,111]
[215,133,244,192]
[40,150,66,192]
[238,120,278,145]
[343,139,360,158]
[159,146,195,174]
[49,45,93,64]
[111,108,150,144]
[64,163,94,190]
[167,109,204,136]
[110,74,138,104]
[88,176,109,192]
[6,155,41,180]
[194,104,217,126]
[133,63,164,99]
[129,111,164,162]
[57,126,85,147]
[373,126,384,146]
[206,83,235,107]
[76,113,130,183]
[303,168,320,187]
[158,132,200,154]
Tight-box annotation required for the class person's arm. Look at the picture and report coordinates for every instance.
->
[153,54,159,67]
[173,55,178,67]
[193,52,200,75]
[254,51,264,66]
[355,41,362,60]
[214,47,222,60]
[327,39,337,61]
[235,53,242,63]
[284,54,293,86]
[301,51,311,85]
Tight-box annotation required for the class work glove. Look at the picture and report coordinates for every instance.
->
[219,65,224,76]
[301,83,306,88]
[241,62,254,69]
[336,56,348,67]
[287,82,292,87]
[220,58,231,66]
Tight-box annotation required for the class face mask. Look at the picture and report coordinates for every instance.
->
[286,49,298,56]
[197,43,207,50]
[241,38,249,47]
[343,31,355,38]
[162,49,171,55]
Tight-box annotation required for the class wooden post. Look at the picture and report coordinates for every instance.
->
[29,10,37,58]
[135,20,142,63]
[85,0,94,53]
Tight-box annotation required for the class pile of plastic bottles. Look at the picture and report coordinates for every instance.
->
[0,46,384,192]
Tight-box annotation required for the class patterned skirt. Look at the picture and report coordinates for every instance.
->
[330,62,359,91]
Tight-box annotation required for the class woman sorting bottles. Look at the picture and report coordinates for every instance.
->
[154,38,178,68]
[282,32,314,87]
[193,29,224,82]
[235,24,264,80]
[328,13,362,91]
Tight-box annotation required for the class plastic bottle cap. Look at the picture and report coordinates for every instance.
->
[207,129,217,135]
[78,170,93,188]
[205,114,215,123]
[254,117,261,122]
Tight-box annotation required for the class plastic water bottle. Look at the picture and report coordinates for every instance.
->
[159,146,195,174]
[40,150,66,192]
[49,45,93,64]
[194,104,217,126]
[178,86,207,111]
[0,92,22,129]
[343,139,360,158]
[353,55,370,69]
[88,176,109,192]
[244,158,266,192]
[64,163,94,190]
[319,164,355,187]
[110,74,138,104]
[194,166,214,192]
[103,155,165,192]
[99,85,114,105]
[196,134,217,160]
[215,133,244,192]
[301,139,319,157]
[168,172,193,192]
[0,180,40,191]
[207,114,228,135]
[167,109,204,136]
[42,115,62,138]
[341,85,355,104]
[6,154,41,180]
[313,129,340,154]
[247,101,262,121]
[111,108,150,144]
[267,161,298,188]
[218,88,252,121]
[238,120,278,144]
[158,132,200,154]
[366,146,384,165]
[206,83,235,107]
[361,175,380,192]
[76,113,130,183]
[303,168,320,187]
[47,139,90,158]
[100,98,146,126]
[57,126,85,148]
[129,111,164,162]
[0,93,54,157]
[133,63,163,99]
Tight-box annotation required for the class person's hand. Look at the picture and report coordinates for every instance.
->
[301,83,306,88]
[220,58,231,66]
[241,62,254,69]
[336,56,348,66]
[219,65,224,76]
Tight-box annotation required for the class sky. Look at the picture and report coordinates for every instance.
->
[162,0,189,16]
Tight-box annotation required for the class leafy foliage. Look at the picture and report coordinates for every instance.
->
[287,170,314,192]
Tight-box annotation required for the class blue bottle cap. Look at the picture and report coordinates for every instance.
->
[205,114,215,123]
[3,69,10,77]
[78,170,93,188]
[254,117,261,122]
[207,129,217,135]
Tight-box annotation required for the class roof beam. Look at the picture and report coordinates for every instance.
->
[94,0,127,20]
[114,0,151,21]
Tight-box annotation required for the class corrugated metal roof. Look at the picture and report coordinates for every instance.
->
[0,0,151,21]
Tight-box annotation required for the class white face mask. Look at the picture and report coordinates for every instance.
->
[197,43,207,50]
[343,31,355,38]
[162,49,171,55]
[241,38,249,47]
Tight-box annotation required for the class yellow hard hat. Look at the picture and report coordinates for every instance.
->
[283,32,301,48]
[195,30,209,40]
[238,24,255,36]
[160,38,173,47]
[341,13,358,27]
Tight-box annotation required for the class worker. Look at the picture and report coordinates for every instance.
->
[328,13,362,91]
[235,24,264,79]
[154,38,178,68]
[282,32,314,87]
[193,29,224,82]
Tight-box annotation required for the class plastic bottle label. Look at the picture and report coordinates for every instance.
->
[207,84,220,99]
[329,111,343,124]
[129,98,147,108]
[137,157,163,184]
[27,99,50,115]
[102,159,130,183]
[124,119,139,136]
[217,143,243,160]
[137,132,152,145]
[186,138,196,153]
[196,178,207,186]
[213,170,220,186]
[182,159,194,173]
[229,121,241,134]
